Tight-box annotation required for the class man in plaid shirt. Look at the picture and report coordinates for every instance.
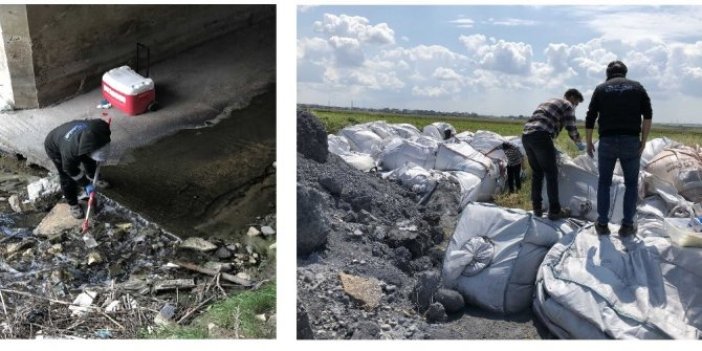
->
[522,88,585,220]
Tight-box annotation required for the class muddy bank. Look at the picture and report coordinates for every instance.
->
[102,89,276,240]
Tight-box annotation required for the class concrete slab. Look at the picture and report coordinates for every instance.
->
[0,18,275,171]
[33,203,82,240]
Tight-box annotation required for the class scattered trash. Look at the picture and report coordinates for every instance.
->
[96,99,112,109]
[69,290,98,316]
[8,195,22,213]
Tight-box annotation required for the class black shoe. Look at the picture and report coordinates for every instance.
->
[594,222,610,235]
[618,224,637,237]
[548,208,571,221]
[533,209,543,217]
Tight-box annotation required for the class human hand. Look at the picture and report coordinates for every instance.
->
[587,142,595,158]
[85,184,95,195]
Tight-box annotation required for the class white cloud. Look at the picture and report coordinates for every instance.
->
[583,8,702,43]
[297,37,332,60]
[329,36,365,67]
[450,18,475,28]
[487,18,538,26]
[298,5,317,13]
[433,67,462,82]
[459,34,533,75]
[314,13,395,45]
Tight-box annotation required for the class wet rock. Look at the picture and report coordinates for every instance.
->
[9,195,23,213]
[351,321,381,339]
[319,176,343,197]
[434,288,465,314]
[297,110,329,163]
[215,246,232,259]
[393,246,412,272]
[247,226,261,237]
[261,226,275,236]
[179,237,217,252]
[154,304,176,326]
[425,303,447,324]
[33,203,83,241]
[339,272,383,309]
[411,270,440,312]
[297,303,314,339]
[385,228,422,257]
[297,185,329,256]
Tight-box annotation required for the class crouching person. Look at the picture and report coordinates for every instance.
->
[44,119,111,219]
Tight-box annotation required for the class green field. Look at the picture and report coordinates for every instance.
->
[311,108,702,211]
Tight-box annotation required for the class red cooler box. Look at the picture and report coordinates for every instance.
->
[102,65,155,116]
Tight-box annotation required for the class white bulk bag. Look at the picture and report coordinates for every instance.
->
[435,143,494,178]
[339,126,384,155]
[469,130,507,155]
[534,224,702,339]
[443,203,579,315]
[328,134,351,155]
[391,123,421,140]
[378,138,437,171]
[644,147,702,202]
[423,122,456,141]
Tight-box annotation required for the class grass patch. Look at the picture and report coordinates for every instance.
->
[312,108,702,211]
[144,282,276,339]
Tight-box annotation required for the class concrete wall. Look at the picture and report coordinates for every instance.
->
[21,4,274,107]
[0,5,38,108]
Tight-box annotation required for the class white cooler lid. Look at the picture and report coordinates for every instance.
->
[102,65,154,95]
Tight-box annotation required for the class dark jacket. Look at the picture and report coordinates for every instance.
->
[585,76,652,136]
[44,119,111,185]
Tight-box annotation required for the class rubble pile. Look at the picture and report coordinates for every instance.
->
[0,158,276,339]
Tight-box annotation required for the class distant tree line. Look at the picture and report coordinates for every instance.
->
[298,103,529,120]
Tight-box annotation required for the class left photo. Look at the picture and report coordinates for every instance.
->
[0,4,276,339]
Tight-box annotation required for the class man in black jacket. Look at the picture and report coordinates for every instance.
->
[44,119,111,219]
[585,60,652,236]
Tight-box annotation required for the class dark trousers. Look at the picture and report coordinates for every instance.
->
[49,158,80,206]
[597,135,641,226]
[506,164,522,193]
[522,131,560,213]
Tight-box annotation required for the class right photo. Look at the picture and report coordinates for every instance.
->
[296,5,702,340]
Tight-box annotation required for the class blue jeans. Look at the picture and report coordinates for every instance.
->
[597,135,641,226]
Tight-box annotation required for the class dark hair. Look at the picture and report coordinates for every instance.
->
[564,88,584,103]
[443,129,453,140]
[606,60,627,79]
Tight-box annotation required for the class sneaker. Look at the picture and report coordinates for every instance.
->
[69,204,84,219]
[594,222,610,235]
[619,223,637,237]
[548,208,571,221]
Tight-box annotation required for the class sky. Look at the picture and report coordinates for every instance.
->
[297,5,702,124]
